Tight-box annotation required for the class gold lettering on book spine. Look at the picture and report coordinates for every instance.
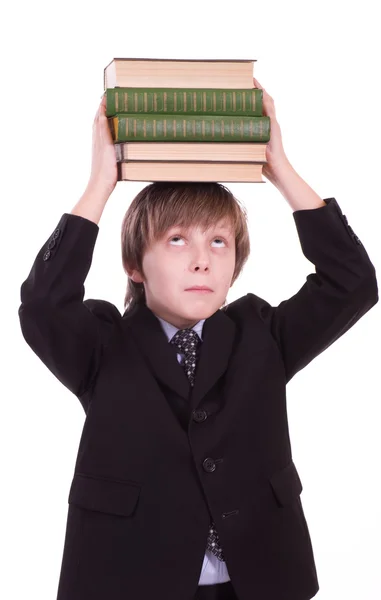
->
[183,120,186,137]
[115,92,119,112]
[154,93,157,112]
[184,92,187,113]
[252,90,256,111]
[203,92,206,112]
[144,118,146,138]
[223,93,226,112]
[222,120,224,138]
[134,119,136,138]
[134,93,138,112]
[233,92,236,113]
[230,120,233,137]
[164,92,167,112]
[173,119,176,138]
[243,93,245,112]
[174,92,177,113]
[164,120,167,138]
[193,92,196,112]
[153,120,156,137]
[144,92,147,112]
[213,92,216,112]
[250,120,253,138]
[124,92,128,112]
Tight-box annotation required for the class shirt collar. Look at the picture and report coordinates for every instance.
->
[154,313,205,342]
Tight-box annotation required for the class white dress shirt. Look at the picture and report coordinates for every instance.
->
[155,312,231,585]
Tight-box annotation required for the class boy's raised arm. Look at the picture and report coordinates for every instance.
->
[18,96,120,409]
[248,195,378,384]
[250,79,378,383]
[70,93,118,225]
[70,185,110,225]
[17,208,120,408]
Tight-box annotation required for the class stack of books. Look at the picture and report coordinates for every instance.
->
[104,58,271,183]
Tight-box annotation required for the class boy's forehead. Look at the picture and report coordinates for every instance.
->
[166,219,233,233]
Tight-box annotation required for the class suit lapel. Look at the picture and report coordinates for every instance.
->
[122,300,236,409]
[189,309,236,409]
[123,301,190,400]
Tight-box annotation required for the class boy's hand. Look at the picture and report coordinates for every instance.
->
[253,77,291,178]
[86,93,118,200]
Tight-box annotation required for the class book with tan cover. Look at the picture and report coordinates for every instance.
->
[114,142,267,163]
[104,58,256,89]
[116,161,264,182]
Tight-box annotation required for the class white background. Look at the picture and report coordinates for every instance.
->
[2,0,380,598]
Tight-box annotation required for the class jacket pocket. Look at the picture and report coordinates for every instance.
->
[268,460,303,507]
[68,472,141,517]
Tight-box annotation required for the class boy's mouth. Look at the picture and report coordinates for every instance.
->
[185,285,213,292]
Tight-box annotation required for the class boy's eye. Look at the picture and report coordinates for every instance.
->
[169,235,226,246]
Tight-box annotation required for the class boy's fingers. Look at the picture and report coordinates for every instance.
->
[99,95,107,116]
[94,106,101,123]
[253,77,263,88]
[93,94,107,129]
[254,78,269,97]
[94,95,106,120]
[254,78,274,104]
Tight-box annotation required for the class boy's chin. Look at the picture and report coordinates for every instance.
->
[181,298,222,317]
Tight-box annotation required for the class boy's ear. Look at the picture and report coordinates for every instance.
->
[127,267,145,284]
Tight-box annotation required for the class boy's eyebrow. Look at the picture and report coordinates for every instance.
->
[167,224,233,234]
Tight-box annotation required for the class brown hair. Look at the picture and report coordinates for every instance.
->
[121,182,251,312]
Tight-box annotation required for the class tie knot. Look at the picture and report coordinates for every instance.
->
[170,328,201,355]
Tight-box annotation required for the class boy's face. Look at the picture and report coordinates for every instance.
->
[128,218,236,329]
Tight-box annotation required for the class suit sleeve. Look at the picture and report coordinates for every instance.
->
[18,213,121,402]
[247,197,379,384]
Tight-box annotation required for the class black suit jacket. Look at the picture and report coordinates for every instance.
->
[18,197,378,600]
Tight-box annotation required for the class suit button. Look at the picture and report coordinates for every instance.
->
[52,228,61,239]
[43,250,51,261]
[203,458,216,472]
[193,409,207,422]
[48,239,56,249]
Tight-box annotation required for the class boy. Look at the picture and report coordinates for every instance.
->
[18,82,378,600]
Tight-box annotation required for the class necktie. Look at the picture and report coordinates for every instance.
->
[170,328,226,562]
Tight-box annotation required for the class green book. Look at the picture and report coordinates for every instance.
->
[105,87,263,117]
[108,113,270,142]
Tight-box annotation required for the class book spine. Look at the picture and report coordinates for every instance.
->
[106,88,262,117]
[109,114,270,143]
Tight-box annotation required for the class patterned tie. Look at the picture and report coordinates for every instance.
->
[170,328,225,562]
